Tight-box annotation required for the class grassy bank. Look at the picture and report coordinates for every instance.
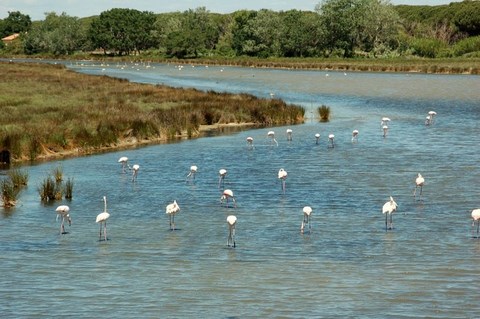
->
[0,62,305,163]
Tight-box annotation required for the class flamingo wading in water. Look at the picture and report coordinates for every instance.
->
[118,156,129,173]
[267,131,278,146]
[186,165,197,182]
[286,129,293,141]
[382,196,398,231]
[246,136,254,149]
[352,130,359,143]
[414,173,425,198]
[218,168,227,188]
[131,164,140,182]
[226,215,237,247]
[221,189,236,208]
[328,134,335,148]
[301,206,312,234]
[278,168,288,194]
[96,196,110,241]
[55,205,71,234]
[166,200,180,230]
[471,209,480,238]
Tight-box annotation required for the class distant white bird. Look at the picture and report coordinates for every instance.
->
[221,189,236,208]
[131,164,140,182]
[278,168,288,194]
[382,196,398,231]
[219,168,227,188]
[328,134,335,148]
[413,173,425,198]
[471,209,480,238]
[352,130,359,143]
[55,205,71,235]
[301,206,312,234]
[226,215,237,247]
[425,115,432,126]
[382,125,389,138]
[96,196,110,241]
[315,133,320,145]
[118,156,129,173]
[428,111,437,124]
[186,165,198,182]
[286,129,293,141]
[166,200,180,230]
[267,131,278,146]
[381,117,391,127]
[246,136,254,149]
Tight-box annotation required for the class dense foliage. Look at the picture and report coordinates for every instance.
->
[1,1,480,58]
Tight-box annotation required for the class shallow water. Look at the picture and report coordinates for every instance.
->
[1,61,480,318]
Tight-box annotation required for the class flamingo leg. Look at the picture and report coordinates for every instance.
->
[99,223,102,240]
[104,222,107,241]
[390,214,393,230]
[477,221,479,238]
[232,228,236,248]
[385,214,388,231]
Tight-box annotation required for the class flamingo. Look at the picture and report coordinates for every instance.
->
[301,206,312,234]
[226,215,237,247]
[352,130,359,143]
[166,200,180,230]
[381,117,391,127]
[328,134,335,148]
[131,164,140,182]
[286,129,293,141]
[425,115,432,126]
[471,209,480,238]
[382,125,389,138]
[246,136,254,149]
[221,189,236,208]
[413,173,425,198]
[267,131,278,146]
[118,156,129,173]
[278,168,287,194]
[218,168,227,188]
[315,133,320,145]
[55,205,71,234]
[428,111,437,124]
[382,196,398,231]
[96,196,110,241]
[186,165,197,182]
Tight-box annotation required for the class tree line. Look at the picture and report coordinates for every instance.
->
[1,0,479,59]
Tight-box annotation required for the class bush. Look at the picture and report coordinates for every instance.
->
[318,105,331,122]
[409,38,447,58]
[453,36,480,57]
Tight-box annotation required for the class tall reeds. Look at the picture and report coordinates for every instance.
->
[1,168,28,207]
[38,166,74,201]
[318,105,331,122]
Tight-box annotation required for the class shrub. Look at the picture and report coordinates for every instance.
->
[7,169,29,188]
[1,178,19,207]
[64,177,74,199]
[453,36,480,57]
[409,38,446,58]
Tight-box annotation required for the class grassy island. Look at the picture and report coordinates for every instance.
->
[0,62,305,163]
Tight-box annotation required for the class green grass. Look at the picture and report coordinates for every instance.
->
[0,62,305,162]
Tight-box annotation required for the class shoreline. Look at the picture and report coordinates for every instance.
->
[17,123,259,165]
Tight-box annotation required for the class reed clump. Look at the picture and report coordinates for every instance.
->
[38,166,74,201]
[318,105,331,122]
[0,62,305,163]
[1,168,29,207]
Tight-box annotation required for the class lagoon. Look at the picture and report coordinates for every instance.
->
[1,61,480,318]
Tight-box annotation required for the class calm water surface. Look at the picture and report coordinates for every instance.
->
[1,60,480,318]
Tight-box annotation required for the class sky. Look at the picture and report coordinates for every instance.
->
[1,0,465,21]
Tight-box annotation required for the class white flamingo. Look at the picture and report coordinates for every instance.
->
[315,133,320,145]
[471,209,480,238]
[425,115,432,126]
[226,215,237,247]
[382,125,389,138]
[246,136,254,149]
[267,131,278,146]
[328,134,335,148]
[278,168,288,194]
[382,196,398,231]
[301,206,312,234]
[428,111,437,124]
[186,165,197,182]
[413,173,425,198]
[55,205,71,235]
[166,200,180,230]
[352,130,359,143]
[219,168,227,188]
[221,189,236,208]
[118,156,129,173]
[286,129,293,141]
[381,117,391,127]
[131,164,140,182]
[96,196,110,241]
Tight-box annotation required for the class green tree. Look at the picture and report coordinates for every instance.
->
[23,12,85,55]
[231,10,258,56]
[88,8,156,55]
[1,11,31,37]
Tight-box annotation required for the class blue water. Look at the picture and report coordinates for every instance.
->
[1,60,480,318]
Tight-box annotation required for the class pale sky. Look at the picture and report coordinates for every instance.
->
[1,0,464,21]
